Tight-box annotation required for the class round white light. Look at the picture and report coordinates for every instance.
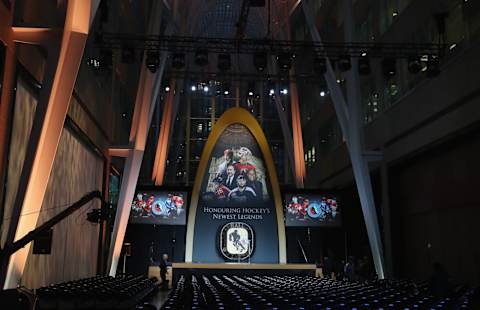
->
[191,85,197,91]
[203,86,209,92]
[281,88,288,95]
[224,90,229,95]
[320,91,326,97]
[165,86,170,92]
[269,89,275,96]
[248,91,254,96]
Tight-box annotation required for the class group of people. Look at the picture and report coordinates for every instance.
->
[204,147,266,203]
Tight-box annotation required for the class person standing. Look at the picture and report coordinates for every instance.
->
[160,253,171,290]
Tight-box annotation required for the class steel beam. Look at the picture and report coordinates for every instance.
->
[302,0,385,278]
[1,0,100,289]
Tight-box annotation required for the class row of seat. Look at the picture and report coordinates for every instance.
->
[161,274,477,310]
[35,274,158,310]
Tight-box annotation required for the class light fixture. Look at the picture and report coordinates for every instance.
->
[320,91,326,97]
[338,55,352,72]
[222,82,230,96]
[247,81,255,96]
[146,50,159,73]
[382,57,397,77]
[248,91,254,96]
[277,52,292,72]
[217,53,231,71]
[407,55,422,74]
[172,52,186,69]
[195,49,209,66]
[281,88,288,95]
[191,85,197,91]
[426,56,440,77]
[269,89,275,96]
[358,56,371,75]
[253,51,267,71]
[313,56,327,75]
[165,86,170,92]
[203,85,209,92]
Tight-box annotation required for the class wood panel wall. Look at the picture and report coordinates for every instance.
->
[1,76,37,247]
[21,125,103,288]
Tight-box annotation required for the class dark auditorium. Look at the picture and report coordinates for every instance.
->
[1,0,480,309]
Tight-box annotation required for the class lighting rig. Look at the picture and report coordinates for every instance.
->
[92,33,445,81]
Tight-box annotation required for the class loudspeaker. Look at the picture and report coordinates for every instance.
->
[32,229,53,255]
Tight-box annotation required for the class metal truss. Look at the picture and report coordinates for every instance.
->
[96,33,445,59]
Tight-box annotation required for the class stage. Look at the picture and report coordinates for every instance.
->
[170,263,320,282]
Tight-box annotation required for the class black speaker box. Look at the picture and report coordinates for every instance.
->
[32,229,53,255]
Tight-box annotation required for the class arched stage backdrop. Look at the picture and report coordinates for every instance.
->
[185,108,287,263]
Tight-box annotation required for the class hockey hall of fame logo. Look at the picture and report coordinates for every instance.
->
[219,222,254,260]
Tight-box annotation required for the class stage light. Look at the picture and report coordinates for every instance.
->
[320,91,326,97]
[253,51,267,71]
[247,81,255,96]
[269,89,275,96]
[87,57,101,69]
[277,52,292,72]
[172,52,186,69]
[121,46,135,64]
[146,50,160,73]
[165,86,170,92]
[426,56,440,77]
[281,88,288,95]
[203,85,209,92]
[195,49,209,66]
[382,57,397,77]
[407,55,422,74]
[338,55,352,72]
[191,85,197,91]
[313,56,327,75]
[358,56,371,75]
[218,53,231,71]
[222,83,230,96]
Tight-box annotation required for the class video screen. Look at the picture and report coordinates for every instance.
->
[284,193,341,227]
[130,191,187,225]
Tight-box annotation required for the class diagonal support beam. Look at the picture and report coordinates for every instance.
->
[1,0,100,289]
[302,0,385,279]
[107,1,171,276]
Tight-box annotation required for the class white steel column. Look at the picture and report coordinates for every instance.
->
[106,1,168,275]
[2,0,100,289]
[302,0,385,278]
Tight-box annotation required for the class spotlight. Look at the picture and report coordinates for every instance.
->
[121,46,135,64]
[146,50,160,73]
[87,57,101,69]
[281,88,288,95]
[195,49,209,66]
[222,82,230,95]
[407,56,422,74]
[358,57,371,75]
[191,85,197,91]
[172,52,186,69]
[313,56,327,75]
[218,53,231,71]
[382,57,396,77]
[269,89,275,96]
[320,91,326,97]
[253,51,267,71]
[338,55,352,72]
[426,56,440,77]
[247,81,255,96]
[203,85,209,92]
[165,86,170,92]
[277,52,292,72]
